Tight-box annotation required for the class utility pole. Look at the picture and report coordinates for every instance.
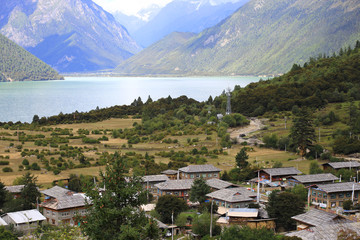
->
[284,116,287,129]
[318,127,321,142]
[171,211,174,240]
[257,170,260,203]
[210,199,213,237]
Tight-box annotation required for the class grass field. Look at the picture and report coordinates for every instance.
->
[0,114,336,187]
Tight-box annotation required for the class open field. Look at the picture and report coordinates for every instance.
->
[0,117,329,187]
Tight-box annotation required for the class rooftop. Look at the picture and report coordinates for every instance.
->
[206,178,239,190]
[206,187,257,203]
[5,185,24,193]
[41,186,71,199]
[2,209,46,224]
[315,182,360,193]
[291,208,350,227]
[155,179,194,191]
[227,208,258,218]
[285,222,360,240]
[142,175,169,183]
[289,173,339,184]
[179,164,221,173]
[161,170,178,175]
[41,193,88,210]
[261,167,302,176]
[322,161,360,169]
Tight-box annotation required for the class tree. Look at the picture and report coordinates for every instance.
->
[220,226,279,240]
[235,147,249,169]
[309,161,323,174]
[266,191,305,231]
[155,195,188,223]
[68,174,82,192]
[190,178,211,203]
[0,182,7,210]
[192,212,221,237]
[20,172,41,210]
[290,108,316,157]
[79,157,152,240]
[0,226,17,240]
[290,184,308,202]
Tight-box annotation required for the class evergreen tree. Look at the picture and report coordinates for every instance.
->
[290,108,316,157]
[20,172,41,210]
[190,178,211,203]
[235,147,249,169]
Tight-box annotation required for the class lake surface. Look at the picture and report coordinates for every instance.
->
[0,76,259,123]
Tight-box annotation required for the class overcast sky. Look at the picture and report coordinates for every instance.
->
[93,0,240,16]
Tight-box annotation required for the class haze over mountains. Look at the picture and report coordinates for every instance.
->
[0,0,141,73]
[116,0,360,76]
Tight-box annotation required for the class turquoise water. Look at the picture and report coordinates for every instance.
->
[0,76,259,123]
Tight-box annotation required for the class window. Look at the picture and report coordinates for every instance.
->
[190,174,194,179]
[323,193,327,199]
[331,202,336,207]
[214,173,218,177]
[330,193,336,199]
[174,191,179,195]
[318,192,322,198]
[208,174,212,177]
[312,191,316,196]
[346,192,351,198]
[202,174,206,178]
[339,193,344,198]
[196,174,200,178]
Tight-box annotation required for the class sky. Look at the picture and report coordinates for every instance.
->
[93,0,240,16]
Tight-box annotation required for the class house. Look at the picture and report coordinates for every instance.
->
[1,209,46,233]
[258,167,302,183]
[40,186,88,226]
[154,178,237,200]
[309,182,360,208]
[0,218,7,226]
[142,175,169,194]
[285,222,360,240]
[291,208,352,230]
[179,164,221,180]
[206,187,257,208]
[161,170,178,180]
[322,161,360,171]
[287,173,339,187]
[227,208,259,224]
[5,185,24,199]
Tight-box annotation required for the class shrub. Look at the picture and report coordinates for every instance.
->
[3,167,13,172]
[0,161,9,165]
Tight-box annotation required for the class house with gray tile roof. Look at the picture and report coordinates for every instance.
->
[206,187,257,208]
[161,169,178,180]
[259,167,302,182]
[206,178,239,190]
[287,173,339,186]
[310,182,360,208]
[40,186,88,226]
[5,185,24,199]
[322,161,360,171]
[142,175,169,194]
[291,208,352,230]
[179,164,221,180]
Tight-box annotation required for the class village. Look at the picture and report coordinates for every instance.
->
[1,161,360,239]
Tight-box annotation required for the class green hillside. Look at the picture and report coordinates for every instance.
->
[0,34,63,81]
[115,0,360,76]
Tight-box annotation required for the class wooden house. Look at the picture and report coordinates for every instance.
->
[287,173,339,187]
[179,164,221,180]
[258,167,302,182]
[322,161,360,171]
[206,187,257,208]
[142,174,169,194]
[4,185,24,199]
[161,170,178,180]
[309,182,360,208]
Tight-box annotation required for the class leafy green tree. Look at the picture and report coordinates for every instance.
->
[0,182,7,210]
[290,108,316,157]
[266,191,305,231]
[20,172,41,210]
[192,212,221,237]
[68,174,82,192]
[190,178,211,203]
[343,200,353,211]
[0,226,17,240]
[143,219,161,240]
[79,157,151,240]
[309,161,323,174]
[155,195,188,223]
[290,184,308,202]
[235,147,249,169]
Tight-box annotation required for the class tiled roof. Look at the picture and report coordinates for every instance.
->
[161,170,178,175]
[206,187,257,203]
[206,178,238,190]
[261,167,302,176]
[0,218,7,226]
[41,186,71,199]
[291,209,350,227]
[3,209,46,224]
[155,180,194,191]
[315,182,360,193]
[142,175,169,183]
[41,193,88,210]
[290,173,339,184]
[285,222,360,240]
[5,185,24,193]
[179,164,221,173]
[323,161,360,169]
[228,208,258,218]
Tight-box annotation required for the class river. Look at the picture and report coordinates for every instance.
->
[0,76,259,123]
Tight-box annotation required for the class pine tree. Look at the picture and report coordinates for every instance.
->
[235,147,249,169]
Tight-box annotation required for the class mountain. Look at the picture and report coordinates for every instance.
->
[132,0,249,47]
[116,0,360,76]
[115,32,196,75]
[0,33,63,81]
[0,0,142,73]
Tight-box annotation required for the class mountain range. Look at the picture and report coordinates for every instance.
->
[116,0,360,76]
[0,0,141,73]
[0,33,62,81]
[130,0,249,47]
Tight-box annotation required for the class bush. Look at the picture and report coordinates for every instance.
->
[3,167,13,172]
[22,159,29,166]
[0,161,9,165]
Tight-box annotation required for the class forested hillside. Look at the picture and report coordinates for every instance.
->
[229,41,360,116]
[0,34,63,81]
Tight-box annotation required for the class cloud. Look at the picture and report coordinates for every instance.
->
[93,0,172,15]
